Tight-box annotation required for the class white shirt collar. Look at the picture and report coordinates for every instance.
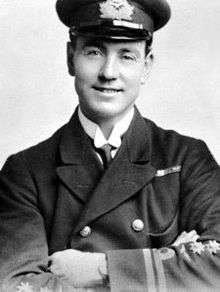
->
[78,107,134,149]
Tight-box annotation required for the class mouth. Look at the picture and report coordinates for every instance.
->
[93,86,123,94]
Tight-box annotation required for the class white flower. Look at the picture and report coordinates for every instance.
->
[16,282,33,292]
[189,242,205,255]
[205,240,220,255]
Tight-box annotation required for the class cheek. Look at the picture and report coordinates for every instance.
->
[74,66,90,83]
[74,57,97,84]
[124,61,145,80]
[124,67,144,90]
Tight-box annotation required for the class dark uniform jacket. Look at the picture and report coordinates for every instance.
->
[0,108,220,292]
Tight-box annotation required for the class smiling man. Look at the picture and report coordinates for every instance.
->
[69,36,151,137]
[0,0,220,292]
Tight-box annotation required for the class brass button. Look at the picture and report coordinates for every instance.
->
[132,219,144,232]
[80,226,91,237]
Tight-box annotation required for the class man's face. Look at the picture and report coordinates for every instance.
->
[69,36,150,123]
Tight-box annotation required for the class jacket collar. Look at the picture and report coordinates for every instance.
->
[125,106,151,163]
[59,108,94,165]
[56,108,103,202]
[58,106,152,164]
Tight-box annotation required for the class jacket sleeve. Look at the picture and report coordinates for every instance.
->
[106,140,220,292]
[0,153,89,292]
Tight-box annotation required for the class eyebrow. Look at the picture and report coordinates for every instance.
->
[119,48,141,58]
[81,38,142,57]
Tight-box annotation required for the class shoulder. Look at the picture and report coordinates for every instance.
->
[1,123,67,177]
[143,117,201,147]
[142,117,218,169]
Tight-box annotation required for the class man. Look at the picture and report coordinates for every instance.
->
[0,0,220,291]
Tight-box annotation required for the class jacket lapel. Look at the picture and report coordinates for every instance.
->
[74,109,157,233]
[56,110,103,203]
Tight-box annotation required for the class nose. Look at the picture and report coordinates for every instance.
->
[98,55,119,81]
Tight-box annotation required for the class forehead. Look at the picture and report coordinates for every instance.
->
[75,36,146,52]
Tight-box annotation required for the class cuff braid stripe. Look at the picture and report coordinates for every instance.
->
[143,249,167,292]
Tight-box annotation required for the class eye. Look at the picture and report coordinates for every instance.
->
[121,53,137,62]
[84,47,102,57]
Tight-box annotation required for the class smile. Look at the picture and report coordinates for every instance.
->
[93,87,122,94]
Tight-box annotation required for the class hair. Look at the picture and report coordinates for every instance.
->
[145,37,153,56]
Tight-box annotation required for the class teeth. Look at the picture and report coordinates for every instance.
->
[99,89,119,93]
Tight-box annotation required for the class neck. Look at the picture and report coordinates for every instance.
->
[79,106,134,139]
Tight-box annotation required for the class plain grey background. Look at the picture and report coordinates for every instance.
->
[0,0,220,167]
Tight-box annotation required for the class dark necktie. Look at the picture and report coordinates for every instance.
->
[95,144,114,169]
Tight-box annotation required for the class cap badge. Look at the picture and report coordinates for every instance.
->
[99,0,134,21]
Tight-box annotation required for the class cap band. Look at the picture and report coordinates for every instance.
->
[69,22,153,40]
[112,20,143,30]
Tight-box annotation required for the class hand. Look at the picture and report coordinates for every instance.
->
[49,249,107,288]
[172,230,200,246]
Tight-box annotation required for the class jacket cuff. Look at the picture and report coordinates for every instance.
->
[106,248,167,292]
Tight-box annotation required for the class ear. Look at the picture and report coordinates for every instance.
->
[67,42,75,76]
[141,50,154,85]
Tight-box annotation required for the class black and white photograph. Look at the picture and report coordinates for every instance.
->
[0,0,220,291]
